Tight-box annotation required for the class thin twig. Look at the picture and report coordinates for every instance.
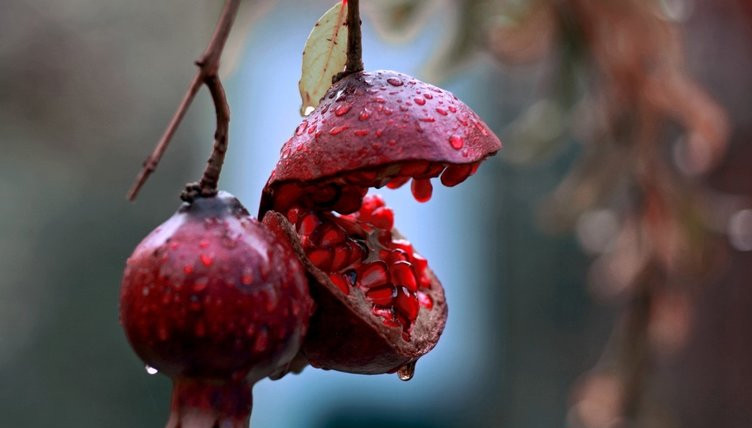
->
[127,0,241,201]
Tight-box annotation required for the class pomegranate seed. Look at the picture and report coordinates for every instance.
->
[307,248,332,270]
[395,287,420,321]
[359,194,386,217]
[366,286,397,306]
[348,240,365,264]
[372,306,400,328]
[470,161,480,175]
[392,239,414,257]
[331,245,351,271]
[386,176,410,189]
[417,291,433,309]
[387,249,409,263]
[286,208,300,224]
[329,273,350,295]
[391,261,417,292]
[369,207,394,230]
[299,214,319,236]
[440,163,473,187]
[358,262,388,289]
[336,186,368,214]
[411,178,433,203]
[319,225,346,247]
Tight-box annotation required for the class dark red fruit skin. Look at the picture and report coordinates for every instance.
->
[120,192,313,385]
[263,211,448,374]
[259,70,501,215]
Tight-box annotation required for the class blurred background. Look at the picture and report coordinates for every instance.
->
[1,0,751,427]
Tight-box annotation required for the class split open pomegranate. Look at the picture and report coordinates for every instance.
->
[260,70,501,376]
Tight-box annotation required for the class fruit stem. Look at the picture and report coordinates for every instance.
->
[334,0,364,82]
[127,0,241,201]
[165,378,252,428]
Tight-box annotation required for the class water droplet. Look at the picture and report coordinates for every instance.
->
[397,361,416,381]
[448,105,457,113]
[354,129,369,137]
[334,104,352,116]
[253,328,269,352]
[359,110,370,121]
[375,96,386,103]
[414,97,426,106]
[423,93,433,100]
[183,264,194,275]
[145,365,158,375]
[199,239,209,249]
[419,117,435,123]
[387,78,403,86]
[295,120,308,136]
[199,254,213,267]
[435,108,448,116]
[241,268,254,285]
[376,129,384,137]
[449,135,464,150]
[329,125,348,135]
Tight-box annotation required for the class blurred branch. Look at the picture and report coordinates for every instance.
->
[127,0,241,201]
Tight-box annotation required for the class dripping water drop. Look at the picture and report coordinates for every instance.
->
[397,361,416,381]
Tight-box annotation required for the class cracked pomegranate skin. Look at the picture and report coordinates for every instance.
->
[259,69,502,215]
[119,192,313,384]
[263,196,448,375]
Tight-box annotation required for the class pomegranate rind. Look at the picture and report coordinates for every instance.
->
[260,70,501,214]
[262,211,448,374]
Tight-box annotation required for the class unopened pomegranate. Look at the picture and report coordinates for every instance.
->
[259,70,500,377]
[120,192,313,427]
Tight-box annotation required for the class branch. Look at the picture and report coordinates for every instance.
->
[127,0,242,201]
[334,0,363,82]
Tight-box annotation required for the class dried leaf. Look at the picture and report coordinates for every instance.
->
[299,1,348,116]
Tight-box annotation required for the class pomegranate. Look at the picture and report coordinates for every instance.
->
[120,192,313,427]
[258,70,500,377]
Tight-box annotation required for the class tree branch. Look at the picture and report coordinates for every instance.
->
[127,0,241,201]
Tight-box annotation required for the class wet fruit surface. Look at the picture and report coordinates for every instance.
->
[120,192,313,384]
[259,70,501,215]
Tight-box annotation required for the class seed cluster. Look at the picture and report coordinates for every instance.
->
[288,195,434,338]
